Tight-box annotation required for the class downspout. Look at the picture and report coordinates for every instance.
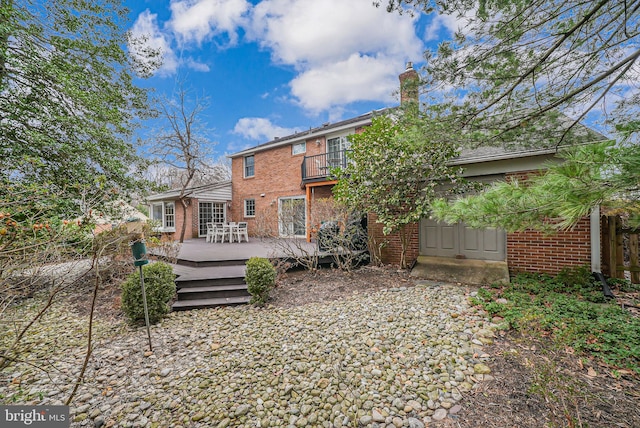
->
[590,205,601,273]
[306,185,312,242]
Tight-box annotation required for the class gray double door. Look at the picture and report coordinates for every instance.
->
[419,218,506,261]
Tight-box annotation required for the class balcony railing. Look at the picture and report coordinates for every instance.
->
[301,150,351,182]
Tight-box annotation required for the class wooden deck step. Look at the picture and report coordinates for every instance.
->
[177,284,249,300]
[176,258,249,268]
[175,277,246,288]
[173,264,245,282]
[172,295,251,311]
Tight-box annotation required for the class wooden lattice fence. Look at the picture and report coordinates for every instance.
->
[602,215,640,283]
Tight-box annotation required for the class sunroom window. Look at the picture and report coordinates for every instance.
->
[150,201,176,232]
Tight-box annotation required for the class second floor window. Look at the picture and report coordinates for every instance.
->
[244,155,255,178]
[292,142,306,155]
[327,135,350,153]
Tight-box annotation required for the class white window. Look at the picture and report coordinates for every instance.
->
[150,202,176,232]
[327,135,351,168]
[327,135,350,153]
[244,199,256,217]
[244,155,255,178]
[278,196,306,237]
[292,142,306,155]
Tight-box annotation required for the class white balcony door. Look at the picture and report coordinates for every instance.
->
[327,136,350,168]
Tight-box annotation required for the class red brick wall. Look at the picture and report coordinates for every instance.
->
[311,186,334,200]
[158,198,198,241]
[503,170,592,275]
[190,198,199,238]
[507,217,591,275]
[368,213,419,267]
[372,168,593,274]
[231,137,327,236]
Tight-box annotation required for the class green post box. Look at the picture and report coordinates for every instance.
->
[130,240,149,267]
[129,238,152,351]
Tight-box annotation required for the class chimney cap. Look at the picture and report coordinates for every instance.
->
[405,61,413,70]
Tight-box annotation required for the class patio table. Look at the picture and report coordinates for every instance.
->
[223,222,239,243]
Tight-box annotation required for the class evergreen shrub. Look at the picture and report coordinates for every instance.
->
[245,257,276,305]
[121,262,176,324]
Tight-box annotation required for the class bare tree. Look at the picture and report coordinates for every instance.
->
[145,157,231,190]
[149,87,217,242]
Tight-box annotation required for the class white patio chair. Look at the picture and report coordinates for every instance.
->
[205,222,215,242]
[236,222,249,243]
[213,223,228,243]
[227,222,238,243]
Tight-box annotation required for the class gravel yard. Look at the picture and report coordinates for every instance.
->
[1,279,496,428]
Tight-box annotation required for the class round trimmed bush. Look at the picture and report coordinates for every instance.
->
[245,257,276,306]
[121,262,176,324]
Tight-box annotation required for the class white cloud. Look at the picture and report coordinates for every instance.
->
[186,58,211,72]
[129,10,179,76]
[249,0,421,66]
[131,0,425,114]
[424,12,472,41]
[169,0,250,45]
[290,54,400,113]
[247,0,423,113]
[232,117,300,141]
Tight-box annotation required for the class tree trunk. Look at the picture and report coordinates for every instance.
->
[399,225,408,269]
[179,198,188,243]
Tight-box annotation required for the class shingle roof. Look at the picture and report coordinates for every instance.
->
[228,109,390,158]
[146,180,232,201]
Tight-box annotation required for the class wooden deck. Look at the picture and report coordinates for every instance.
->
[173,237,318,266]
[162,237,335,311]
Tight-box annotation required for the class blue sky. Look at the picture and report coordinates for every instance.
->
[124,0,460,160]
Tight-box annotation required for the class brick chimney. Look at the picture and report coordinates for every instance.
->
[399,62,419,105]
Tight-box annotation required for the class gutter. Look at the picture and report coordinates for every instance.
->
[228,109,389,159]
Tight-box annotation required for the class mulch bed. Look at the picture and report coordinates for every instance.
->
[439,330,640,428]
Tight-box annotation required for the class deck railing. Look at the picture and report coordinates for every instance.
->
[301,150,351,182]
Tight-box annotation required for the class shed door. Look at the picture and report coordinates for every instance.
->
[420,218,505,261]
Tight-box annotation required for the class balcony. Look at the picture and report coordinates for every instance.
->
[301,150,351,183]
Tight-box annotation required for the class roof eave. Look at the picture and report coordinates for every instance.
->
[227,110,387,159]
[451,139,611,166]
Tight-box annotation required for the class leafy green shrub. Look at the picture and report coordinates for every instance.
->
[121,262,176,324]
[245,257,276,306]
[556,265,593,289]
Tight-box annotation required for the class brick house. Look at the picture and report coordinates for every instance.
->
[226,63,607,283]
[228,111,371,239]
[146,181,232,240]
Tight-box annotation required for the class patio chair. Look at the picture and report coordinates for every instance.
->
[213,223,229,243]
[224,222,237,243]
[236,222,249,243]
[205,222,215,243]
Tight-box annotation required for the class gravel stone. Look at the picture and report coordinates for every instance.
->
[432,408,448,421]
[1,282,495,428]
[408,417,425,428]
